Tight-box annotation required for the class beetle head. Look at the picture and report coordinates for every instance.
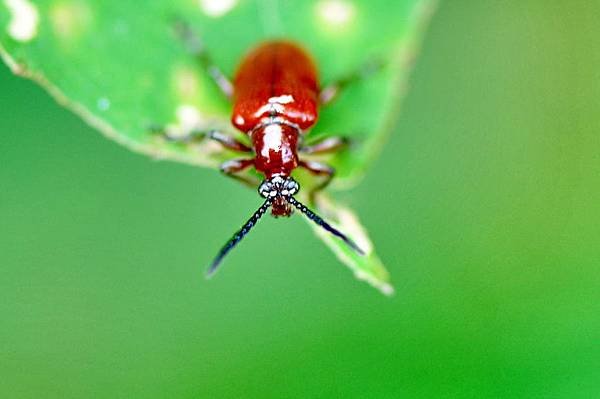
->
[258,175,299,217]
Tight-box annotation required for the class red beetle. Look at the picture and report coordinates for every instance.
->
[167,24,379,275]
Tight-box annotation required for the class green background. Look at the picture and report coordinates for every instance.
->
[1,1,598,398]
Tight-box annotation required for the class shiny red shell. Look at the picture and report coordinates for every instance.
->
[231,41,320,179]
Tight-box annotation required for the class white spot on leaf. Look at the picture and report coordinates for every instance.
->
[165,104,208,139]
[199,0,238,18]
[113,19,129,36]
[174,66,200,100]
[50,2,92,41]
[177,104,206,131]
[316,0,356,28]
[97,97,110,111]
[5,0,39,42]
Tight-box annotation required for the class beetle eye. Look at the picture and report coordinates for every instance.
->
[282,178,299,195]
[258,181,272,198]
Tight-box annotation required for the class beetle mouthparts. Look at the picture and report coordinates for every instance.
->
[271,195,293,217]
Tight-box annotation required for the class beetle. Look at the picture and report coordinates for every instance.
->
[165,23,381,276]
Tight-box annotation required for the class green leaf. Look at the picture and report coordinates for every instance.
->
[0,0,435,294]
[308,194,394,295]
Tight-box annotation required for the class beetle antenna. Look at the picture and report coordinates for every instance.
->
[206,197,273,277]
[286,196,365,256]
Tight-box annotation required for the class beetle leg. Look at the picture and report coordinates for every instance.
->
[202,130,252,152]
[173,20,233,99]
[220,158,260,188]
[319,58,385,105]
[299,160,335,203]
[299,136,349,155]
[154,126,252,153]
[153,126,258,186]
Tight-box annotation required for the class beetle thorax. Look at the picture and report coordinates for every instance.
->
[258,175,300,217]
[251,121,300,179]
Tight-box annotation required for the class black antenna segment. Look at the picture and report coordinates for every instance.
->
[286,196,365,256]
[206,197,273,277]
